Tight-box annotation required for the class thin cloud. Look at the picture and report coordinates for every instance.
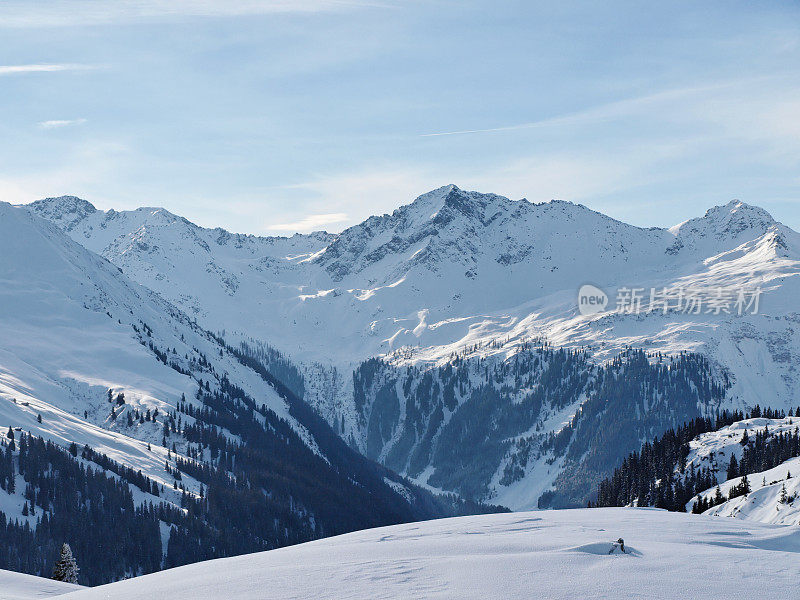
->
[269,212,349,233]
[0,1,387,27]
[37,118,87,129]
[0,63,96,75]
[419,75,785,138]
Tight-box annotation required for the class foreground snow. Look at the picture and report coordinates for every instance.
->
[0,569,81,599]
[60,508,796,600]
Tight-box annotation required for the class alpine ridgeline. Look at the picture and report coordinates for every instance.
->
[24,186,800,509]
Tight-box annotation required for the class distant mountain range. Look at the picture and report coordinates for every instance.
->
[22,186,800,510]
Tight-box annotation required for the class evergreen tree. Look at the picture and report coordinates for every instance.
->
[52,543,79,584]
[727,455,738,479]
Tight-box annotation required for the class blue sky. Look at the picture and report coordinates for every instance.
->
[1,0,799,233]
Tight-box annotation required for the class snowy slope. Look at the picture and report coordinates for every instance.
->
[0,569,81,600]
[0,200,309,516]
[683,417,799,478]
[703,456,800,525]
[57,508,798,600]
[680,416,800,525]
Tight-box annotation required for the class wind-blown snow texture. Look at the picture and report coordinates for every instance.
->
[25,187,800,509]
[56,508,797,600]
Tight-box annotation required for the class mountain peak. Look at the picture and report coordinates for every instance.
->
[400,184,462,218]
[705,199,776,223]
[407,185,517,225]
[669,199,779,244]
[25,195,98,232]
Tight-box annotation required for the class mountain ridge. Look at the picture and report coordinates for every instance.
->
[20,187,800,509]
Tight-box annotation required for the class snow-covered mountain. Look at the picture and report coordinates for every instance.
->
[0,201,488,584]
[23,187,800,510]
[0,200,302,461]
[50,508,800,600]
[26,188,798,362]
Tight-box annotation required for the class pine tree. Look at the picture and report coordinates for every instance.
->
[52,543,79,584]
[727,455,739,480]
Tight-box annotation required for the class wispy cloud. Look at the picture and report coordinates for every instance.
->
[268,212,349,233]
[419,76,784,138]
[0,1,385,28]
[37,118,87,129]
[0,63,96,75]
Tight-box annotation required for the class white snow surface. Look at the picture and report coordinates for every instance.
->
[0,569,81,599]
[58,508,798,600]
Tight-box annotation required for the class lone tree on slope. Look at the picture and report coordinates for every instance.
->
[52,543,79,584]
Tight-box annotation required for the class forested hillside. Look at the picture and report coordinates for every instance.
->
[350,344,727,508]
[594,406,800,514]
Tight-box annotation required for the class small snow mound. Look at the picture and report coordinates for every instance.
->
[571,542,641,556]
